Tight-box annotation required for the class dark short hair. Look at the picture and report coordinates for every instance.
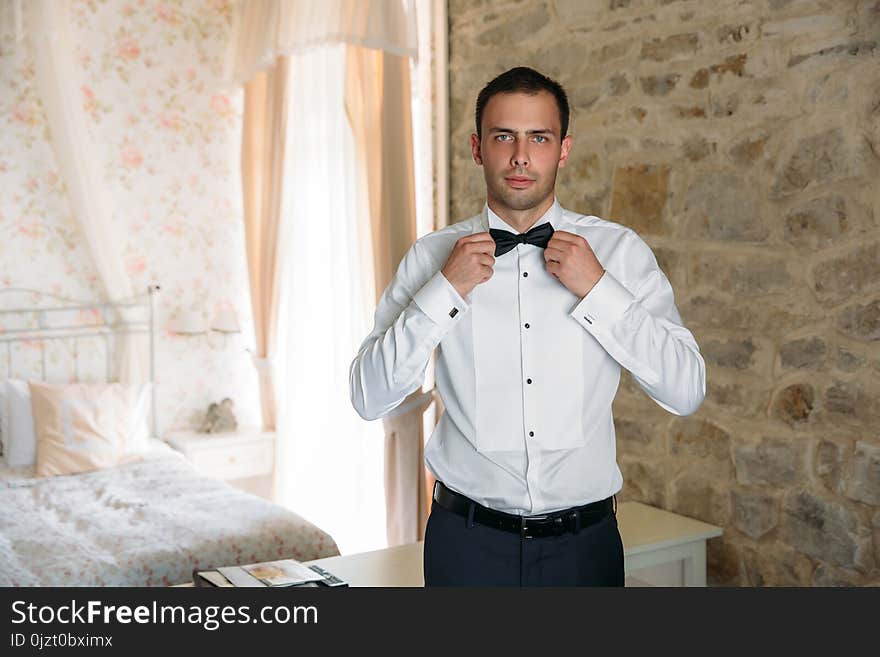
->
[475,67,570,140]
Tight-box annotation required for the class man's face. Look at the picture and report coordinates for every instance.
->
[471,90,572,215]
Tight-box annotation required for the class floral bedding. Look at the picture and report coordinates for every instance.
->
[0,442,340,586]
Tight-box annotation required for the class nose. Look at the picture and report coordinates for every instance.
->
[511,140,529,168]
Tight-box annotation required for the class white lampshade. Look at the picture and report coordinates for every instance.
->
[167,309,209,335]
[211,308,240,333]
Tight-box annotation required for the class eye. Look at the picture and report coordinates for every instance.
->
[532,135,547,143]
[495,134,513,142]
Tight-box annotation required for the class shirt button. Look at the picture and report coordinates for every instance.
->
[524,323,530,328]
[527,378,532,384]
[529,431,534,437]
[523,272,528,277]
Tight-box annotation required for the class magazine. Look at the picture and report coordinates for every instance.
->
[241,559,327,586]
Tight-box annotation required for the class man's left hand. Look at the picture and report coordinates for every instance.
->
[544,230,605,299]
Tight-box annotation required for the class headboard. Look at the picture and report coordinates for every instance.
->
[0,285,160,436]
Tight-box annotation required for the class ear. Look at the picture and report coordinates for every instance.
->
[470,133,483,166]
[558,134,573,168]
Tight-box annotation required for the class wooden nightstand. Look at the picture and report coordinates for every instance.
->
[165,428,275,501]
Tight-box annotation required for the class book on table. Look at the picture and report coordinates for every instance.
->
[193,558,348,587]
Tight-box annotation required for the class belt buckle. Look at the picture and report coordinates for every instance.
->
[521,515,544,539]
[521,514,567,539]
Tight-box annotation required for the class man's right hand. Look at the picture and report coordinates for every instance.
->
[441,232,496,299]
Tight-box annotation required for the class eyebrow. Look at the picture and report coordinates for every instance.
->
[488,127,555,135]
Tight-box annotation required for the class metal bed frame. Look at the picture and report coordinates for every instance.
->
[0,285,160,437]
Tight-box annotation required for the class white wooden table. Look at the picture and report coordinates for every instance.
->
[305,501,722,587]
[616,501,723,586]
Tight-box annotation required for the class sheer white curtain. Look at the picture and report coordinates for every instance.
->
[21,0,148,386]
[272,43,385,555]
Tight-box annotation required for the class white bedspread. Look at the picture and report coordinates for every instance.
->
[0,442,340,586]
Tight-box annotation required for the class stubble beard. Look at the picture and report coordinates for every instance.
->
[486,171,558,213]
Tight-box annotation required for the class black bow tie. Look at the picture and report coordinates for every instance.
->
[489,222,555,257]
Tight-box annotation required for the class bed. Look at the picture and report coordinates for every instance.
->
[0,287,340,586]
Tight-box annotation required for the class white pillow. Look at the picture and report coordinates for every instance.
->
[2,379,37,467]
[1,379,152,467]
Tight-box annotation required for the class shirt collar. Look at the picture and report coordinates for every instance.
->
[482,197,563,234]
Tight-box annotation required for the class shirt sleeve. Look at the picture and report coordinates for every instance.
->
[350,238,469,421]
[568,230,706,416]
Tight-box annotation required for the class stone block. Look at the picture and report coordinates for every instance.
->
[670,473,731,526]
[640,33,699,62]
[769,383,815,426]
[702,337,759,371]
[608,164,670,235]
[728,135,767,165]
[613,416,664,455]
[689,68,709,89]
[822,379,880,427]
[784,195,848,249]
[650,245,683,284]
[733,437,805,486]
[705,378,772,417]
[771,128,848,199]
[805,72,850,108]
[781,490,870,570]
[811,564,865,586]
[741,545,814,586]
[707,538,743,586]
[592,39,635,65]
[836,299,880,342]
[638,73,680,96]
[732,488,777,539]
[812,243,880,306]
[689,54,748,89]
[834,347,867,372]
[683,172,767,241]
[668,417,732,469]
[606,73,631,97]
[674,105,707,119]
[778,337,827,370]
[788,40,878,69]
[619,459,667,508]
[476,5,551,47]
[816,439,847,494]
[682,135,715,161]
[843,441,880,506]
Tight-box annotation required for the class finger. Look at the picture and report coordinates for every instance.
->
[549,231,588,249]
[470,242,497,257]
[549,230,579,243]
[463,232,497,244]
[544,246,564,261]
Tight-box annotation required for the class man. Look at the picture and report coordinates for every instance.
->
[350,67,706,586]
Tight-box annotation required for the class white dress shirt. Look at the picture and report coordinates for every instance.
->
[350,198,706,515]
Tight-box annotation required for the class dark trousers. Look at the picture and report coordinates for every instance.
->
[423,496,625,587]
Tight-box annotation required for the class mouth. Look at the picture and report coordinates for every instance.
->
[505,176,535,189]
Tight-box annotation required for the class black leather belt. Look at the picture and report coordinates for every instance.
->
[432,481,615,539]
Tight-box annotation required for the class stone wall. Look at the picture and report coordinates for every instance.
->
[446,0,880,585]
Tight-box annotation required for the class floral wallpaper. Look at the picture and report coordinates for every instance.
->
[0,0,262,435]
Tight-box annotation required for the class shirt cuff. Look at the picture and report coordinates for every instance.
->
[412,270,469,329]
[570,270,635,331]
